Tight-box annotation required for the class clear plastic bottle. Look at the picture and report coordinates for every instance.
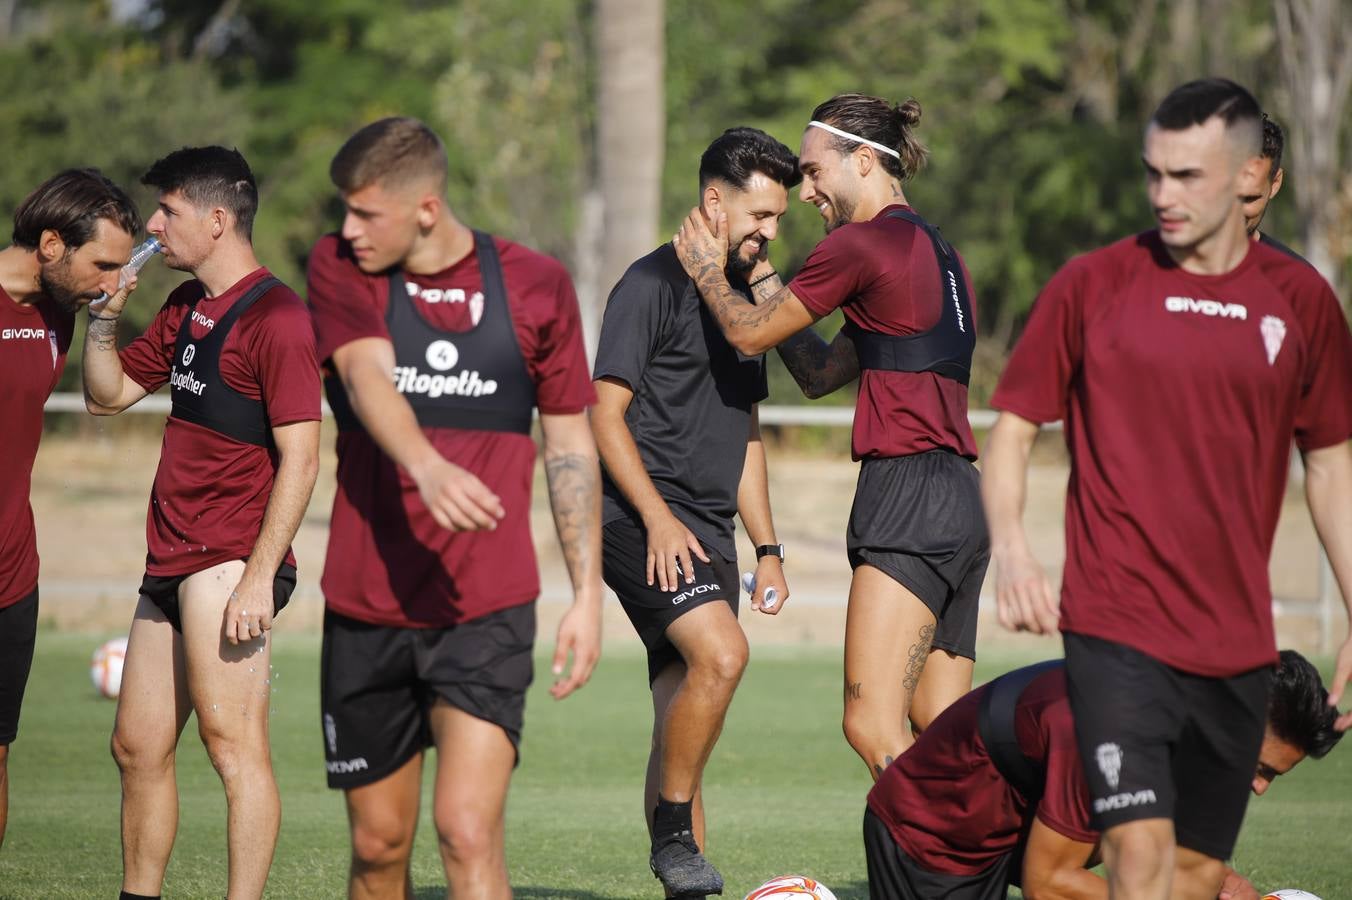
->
[94,237,162,305]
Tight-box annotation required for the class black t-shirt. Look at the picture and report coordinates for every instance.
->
[593,243,769,560]
[1258,232,1312,266]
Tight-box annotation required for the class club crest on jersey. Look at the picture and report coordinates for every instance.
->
[1164,296,1247,320]
[1260,315,1287,366]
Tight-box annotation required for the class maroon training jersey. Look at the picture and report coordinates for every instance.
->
[307,233,596,628]
[789,204,979,461]
[992,233,1352,677]
[867,668,1097,876]
[120,268,322,576]
[0,293,73,607]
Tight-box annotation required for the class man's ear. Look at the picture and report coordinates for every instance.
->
[210,206,230,239]
[855,146,876,178]
[1268,167,1284,202]
[416,192,442,230]
[702,183,721,216]
[37,228,67,263]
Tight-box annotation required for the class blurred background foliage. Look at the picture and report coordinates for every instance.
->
[2,0,1347,404]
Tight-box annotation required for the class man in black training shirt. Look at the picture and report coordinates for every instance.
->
[590,127,798,898]
[1243,113,1307,263]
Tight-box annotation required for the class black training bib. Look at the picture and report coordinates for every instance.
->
[326,230,536,435]
[169,276,282,447]
[842,208,976,386]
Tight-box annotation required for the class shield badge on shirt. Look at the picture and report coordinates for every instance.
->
[1260,315,1287,366]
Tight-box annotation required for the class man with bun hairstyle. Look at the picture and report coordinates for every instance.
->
[983,78,1352,898]
[673,93,989,781]
[593,126,797,897]
[307,117,602,900]
[0,168,139,851]
[84,146,322,900]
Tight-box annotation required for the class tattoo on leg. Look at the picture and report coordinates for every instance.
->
[902,624,935,699]
[844,681,862,703]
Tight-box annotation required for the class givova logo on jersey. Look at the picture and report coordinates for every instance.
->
[391,339,499,398]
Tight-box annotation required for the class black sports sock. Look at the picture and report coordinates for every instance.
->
[652,794,694,844]
[119,892,160,900]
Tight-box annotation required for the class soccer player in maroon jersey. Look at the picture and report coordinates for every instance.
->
[83,147,322,900]
[864,652,1342,900]
[592,127,796,897]
[673,93,989,781]
[307,117,602,900]
[0,170,138,851]
[982,78,1352,900]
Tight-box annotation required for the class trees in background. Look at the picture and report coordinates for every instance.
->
[0,0,1345,396]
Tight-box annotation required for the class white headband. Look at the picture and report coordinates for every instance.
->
[807,120,901,159]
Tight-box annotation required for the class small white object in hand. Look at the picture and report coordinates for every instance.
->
[741,571,778,610]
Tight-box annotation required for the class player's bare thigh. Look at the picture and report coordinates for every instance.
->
[114,596,191,754]
[177,561,272,729]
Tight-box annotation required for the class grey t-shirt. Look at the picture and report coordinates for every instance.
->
[593,243,769,561]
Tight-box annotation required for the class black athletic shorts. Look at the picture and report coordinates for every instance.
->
[846,449,989,659]
[1063,632,1270,860]
[864,807,1011,900]
[320,602,536,789]
[138,563,297,633]
[602,516,740,685]
[0,588,39,745]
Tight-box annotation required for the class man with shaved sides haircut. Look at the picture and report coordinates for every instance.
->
[673,94,989,784]
[983,78,1352,899]
[84,146,322,900]
[592,126,796,897]
[0,168,138,852]
[1243,113,1311,265]
[308,117,602,899]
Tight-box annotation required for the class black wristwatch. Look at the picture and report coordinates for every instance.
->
[755,543,785,562]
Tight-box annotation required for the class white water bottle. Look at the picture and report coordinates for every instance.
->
[94,237,162,305]
[741,571,779,610]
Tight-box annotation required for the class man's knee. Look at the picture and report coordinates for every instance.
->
[687,631,748,688]
[434,807,500,867]
[350,815,415,871]
[197,720,268,781]
[111,725,174,777]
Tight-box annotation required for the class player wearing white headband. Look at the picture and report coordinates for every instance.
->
[673,92,988,782]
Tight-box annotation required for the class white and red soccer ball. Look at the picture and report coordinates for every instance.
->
[1262,892,1323,900]
[90,637,128,699]
[744,875,838,900]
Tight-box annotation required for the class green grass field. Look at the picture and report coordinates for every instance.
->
[2,634,1349,899]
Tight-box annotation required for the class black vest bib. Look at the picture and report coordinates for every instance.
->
[169,276,282,447]
[326,231,536,435]
[842,208,976,386]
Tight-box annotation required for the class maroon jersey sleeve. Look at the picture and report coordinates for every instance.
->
[504,244,596,414]
[787,226,871,317]
[244,292,323,427]
[1034,707,1098,844]
[990,257,1091,424]
[1293,281,1352,451]
[119,286,194,393]
[306,233,388,364]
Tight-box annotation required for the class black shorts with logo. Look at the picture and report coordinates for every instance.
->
[1063,632,1270,860]
[864,807,1011,900]
[602,516,740,686]
[320,602,536,789]
[0,588,39,745]
[138,563,297,633]
[846,449,989,659]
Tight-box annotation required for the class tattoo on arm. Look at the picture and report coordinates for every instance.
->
[692,265,787,332]
[776,327,859,399]
[544,451,600,587]
[86,317,119,352]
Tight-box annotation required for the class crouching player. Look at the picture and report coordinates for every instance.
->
[864,651,1343,900]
